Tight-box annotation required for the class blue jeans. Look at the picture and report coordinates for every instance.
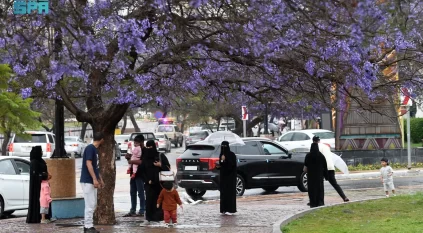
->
[130,176,146,214]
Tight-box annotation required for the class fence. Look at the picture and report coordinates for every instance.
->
[333,148,423,166]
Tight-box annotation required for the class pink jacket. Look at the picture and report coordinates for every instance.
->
[40,180,52,208]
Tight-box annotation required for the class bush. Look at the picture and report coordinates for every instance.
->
[343,162,423,171]
[403,118,423,143]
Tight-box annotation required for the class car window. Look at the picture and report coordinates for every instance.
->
[189,131,208,138]
[48,134,55,143]
[261,142,287,155]
[129,133,155,140]
[182,145,218,157]
[156,134,165,138]
[14,134,47,143]
[279,133,293,142]
[65,137,77,142]
[14,160,30,174]
[0,160,17,175]
[312,132,335,139]
[292,133,309,141]
[236,141,261,155]
[157,126,174,132]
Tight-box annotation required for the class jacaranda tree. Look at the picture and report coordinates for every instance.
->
[1,0,422,223]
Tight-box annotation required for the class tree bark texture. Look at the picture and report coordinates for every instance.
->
[129,111,140,132]
[121,115,127,134]
[1,130,11,155]
[80,122,88,140]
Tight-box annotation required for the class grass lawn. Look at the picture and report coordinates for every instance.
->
[282,193,423,233]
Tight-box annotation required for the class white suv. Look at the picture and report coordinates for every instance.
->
[155,125,184,147]
[7,131,56,157]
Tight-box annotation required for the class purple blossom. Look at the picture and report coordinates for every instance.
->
[21,88,32,99]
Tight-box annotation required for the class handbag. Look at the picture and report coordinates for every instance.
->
[159,153,175,182]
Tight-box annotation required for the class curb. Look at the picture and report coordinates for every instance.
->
[335,169,421,180]
[272,197,384,233]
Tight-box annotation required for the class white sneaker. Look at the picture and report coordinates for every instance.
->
[393,194,397,197]
[139,221,150,226]
[225,212,233,216]
[173,223,177,227]
[192,200,202,205]
[165,223,170,228]
[386,195,389,198]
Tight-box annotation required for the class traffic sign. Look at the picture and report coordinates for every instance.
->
[242,106,248,120]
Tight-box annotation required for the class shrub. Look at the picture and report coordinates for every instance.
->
[403,118,423,143]
[343,162,423,171]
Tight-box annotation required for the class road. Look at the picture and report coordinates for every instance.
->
[6,142,423,219]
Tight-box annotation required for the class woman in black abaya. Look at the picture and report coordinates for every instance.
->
[219,141,237,215]
[304,143,328,208]
[26,146,49,223]
[141,140,170,224]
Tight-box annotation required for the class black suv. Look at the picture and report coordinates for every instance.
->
[176,137,308,197]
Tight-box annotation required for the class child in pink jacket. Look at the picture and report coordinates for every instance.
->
[40,174,52,223]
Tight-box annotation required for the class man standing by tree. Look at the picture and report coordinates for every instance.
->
[80,132,105,233]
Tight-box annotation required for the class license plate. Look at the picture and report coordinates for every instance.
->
[184,166,198,171]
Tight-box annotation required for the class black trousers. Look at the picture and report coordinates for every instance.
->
[327,170,347,200]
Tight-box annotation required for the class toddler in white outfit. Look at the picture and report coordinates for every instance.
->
[380,158,396,197]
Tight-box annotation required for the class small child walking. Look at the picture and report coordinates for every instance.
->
[157,182,183,227]
[127,138,142,179]
[40,173,52,223]
[380,158,396,197]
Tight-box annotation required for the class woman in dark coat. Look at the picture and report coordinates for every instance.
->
[304,143,328,208]
[26,146,49,223]
[219,141,237,215]
[141,140,171,224]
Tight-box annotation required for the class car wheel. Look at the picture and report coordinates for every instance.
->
[236,174,246,196]
[3,210,14,216]
[0,196,4,217]
[262,186,279,192]
[185,188,206,198]
[297,172,308,192]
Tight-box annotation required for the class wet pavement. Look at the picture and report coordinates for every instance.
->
[2,183,423,233]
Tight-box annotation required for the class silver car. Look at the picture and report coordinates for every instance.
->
[155,133,171,153]
[115,134,130,155]
[7,131,55,158]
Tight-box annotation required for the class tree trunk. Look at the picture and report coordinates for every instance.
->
[1,130,11,155]
[233,117,263,135]
[80,122,89,140]
[121,115,127,134]
[129,111,140,132]
[93,127,117,225]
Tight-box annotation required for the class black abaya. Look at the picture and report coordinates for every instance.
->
[304,143,328,208]
[142,140,170,222]
[26,146,48,223]
[219,144,237,214]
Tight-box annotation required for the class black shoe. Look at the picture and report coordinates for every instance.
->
[84,227,100,233]
[307,202,310,206]
[344,198,350,202]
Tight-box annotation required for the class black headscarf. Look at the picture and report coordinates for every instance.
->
[220,141,231,155]
[30,146,43,161]
[310,142,320,154]
[145,140,159,160]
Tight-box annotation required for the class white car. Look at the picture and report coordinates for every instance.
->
[0,156,30,217]
[275,129,335,152]
[64,136,87,158]
[7,131,55,158]
[115,134,130,155]
[155,133,172,153]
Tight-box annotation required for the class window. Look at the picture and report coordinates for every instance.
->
[236,141,261,155]
[279,133,293,142]
[312,132,335,139]
[14,160,30,174]
[189,131,208,138]
[292,133,309,141]
[48,134,55,143]
[0,160,16,175]
[14,134,47,143]
[262,143,286,155]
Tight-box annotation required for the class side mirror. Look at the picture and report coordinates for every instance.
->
[288,153,292,159]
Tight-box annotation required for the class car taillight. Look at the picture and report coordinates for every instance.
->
[8,143,13,152]
[156,141,159,147]
[72,144,78,147]
[176,158,182,168]
[47,143,51,152]
[200,158,220,170]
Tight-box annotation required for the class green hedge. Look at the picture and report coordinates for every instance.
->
[403,118,423,143]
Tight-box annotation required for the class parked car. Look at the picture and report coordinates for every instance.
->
[7,131,55,158]
[64,136,87,158]
[115,134,130,155]
[0,156,30,217]
[155,133,172,153]
[176,138,307,198]
[275,129,335,152]
[155,125,184,147]
[128,132,159,152]
[185,130,209,149]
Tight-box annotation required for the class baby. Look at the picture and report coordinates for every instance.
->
[127,138,142,179]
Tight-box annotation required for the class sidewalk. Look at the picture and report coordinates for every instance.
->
[3,183,423,233]
[336,168,422,180]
